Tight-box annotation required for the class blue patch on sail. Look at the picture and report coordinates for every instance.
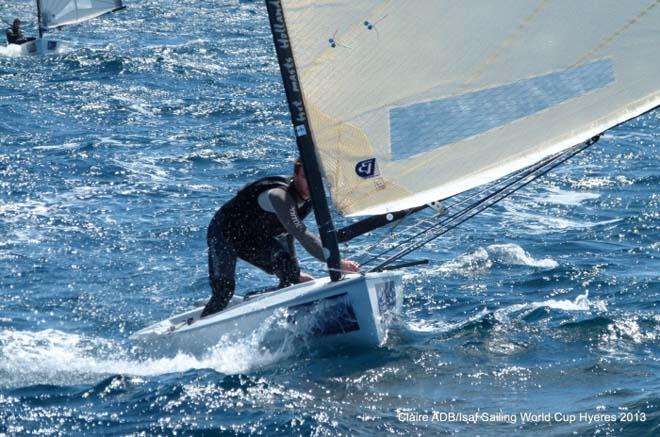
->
[389,60,614,161]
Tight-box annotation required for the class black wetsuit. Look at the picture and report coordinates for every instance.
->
[6,27,26,45]
[203,176,318,317]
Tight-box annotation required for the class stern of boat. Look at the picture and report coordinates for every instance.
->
[289,271,404,348]
[348,271,404,345]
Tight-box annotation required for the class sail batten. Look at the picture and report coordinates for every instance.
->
[279,0,660,217]
[39,0,124,31]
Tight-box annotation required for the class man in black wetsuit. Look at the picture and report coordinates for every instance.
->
[6,18,31,45]
[202,159,360,317]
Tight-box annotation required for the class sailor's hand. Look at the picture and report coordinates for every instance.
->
[340,259,360,273]
[299,272,315,282]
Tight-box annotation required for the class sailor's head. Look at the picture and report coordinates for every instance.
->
[12,18,20,28]
[293,158,310,201]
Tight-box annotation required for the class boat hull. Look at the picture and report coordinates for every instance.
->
[130,271,403,356]
[9,39,68,56]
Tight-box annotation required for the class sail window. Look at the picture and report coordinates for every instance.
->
[390,60,615,160]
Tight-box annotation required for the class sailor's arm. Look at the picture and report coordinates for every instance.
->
[269,189,361,273]
[268,188,325,261]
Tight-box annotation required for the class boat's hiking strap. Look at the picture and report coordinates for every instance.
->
[242,285,281,301]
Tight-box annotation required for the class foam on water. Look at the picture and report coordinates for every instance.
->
[486,244,559,268]
[406,291,607,334]
[0,44,24,58]
[406,308,490,334]
[425,243,558,276]
[32,141,82,151]
[0,200,52,219]
[498,290,608,316]
[601,319,658,344]
[574,175,632,189]
[502,208,622,233]
[0,43,73,58]
[541,187,600,205]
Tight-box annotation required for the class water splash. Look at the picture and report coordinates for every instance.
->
[541,187,600,205]
[0,318,299,388]
[426,243,558,276]
[406,291,607,334]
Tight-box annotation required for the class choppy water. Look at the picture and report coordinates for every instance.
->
[1,1,658,435]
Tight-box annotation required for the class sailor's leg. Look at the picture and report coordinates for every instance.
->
[202,219,237,317]
[271,239,301,289]
[240,236,300,289]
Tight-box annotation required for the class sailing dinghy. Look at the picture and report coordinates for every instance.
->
[131,273,402,356]
[131,1,659,355]
[7,0,125,55]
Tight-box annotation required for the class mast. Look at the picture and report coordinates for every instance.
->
[36,0,43,38]
[264,1,342,281]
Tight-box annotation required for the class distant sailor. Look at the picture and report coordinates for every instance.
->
[6,18,33,45]
[202,158,360,317]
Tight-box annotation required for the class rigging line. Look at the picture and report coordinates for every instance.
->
[374,145,591,266]
[352,209,446,263]
[347,208,417,260]
[358,147,570,267]
[383,146,569,243]
[368,138,599,271]
[443,157,555,211]
[357,183,522,266]
[366,138,599,271]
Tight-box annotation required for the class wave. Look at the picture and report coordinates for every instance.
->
[0,44,25,58]
[596,317,659,359]
[574,175,634,189]
[502,291,607,314]
[540,187,600,206]
[601,318,658,344]
[501,207,623,233]
[422,243,558,277]
[406,291,607,335]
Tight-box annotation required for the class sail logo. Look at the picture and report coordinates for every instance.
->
[355,158,378,178]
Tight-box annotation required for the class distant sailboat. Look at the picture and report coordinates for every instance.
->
[7,0,125,55]
[132,1,660,355]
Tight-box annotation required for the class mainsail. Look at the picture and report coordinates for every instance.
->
[277,0,660,217]
[38,0,124,31]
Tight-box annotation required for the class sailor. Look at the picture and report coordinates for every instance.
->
[202,158,360,317]
[6,18,31,45]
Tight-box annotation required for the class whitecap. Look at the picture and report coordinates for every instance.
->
[405,308,490,334]
[541,187,600,205]
[502,208,622,233]
[486,243,558,269]
[601,319,657,345]
[429,243,557,275]
[33,141,82,151]
[0,44,24,58]
[496,291,608,317]
[405,292,605,335]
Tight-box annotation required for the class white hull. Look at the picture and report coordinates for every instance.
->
[8,39,68,56]
[130,272,403,356]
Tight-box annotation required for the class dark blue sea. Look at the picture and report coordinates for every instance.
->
[1,1,658,435]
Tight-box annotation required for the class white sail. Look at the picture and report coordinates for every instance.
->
[278,0,660,217]
[39,0,124,30]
